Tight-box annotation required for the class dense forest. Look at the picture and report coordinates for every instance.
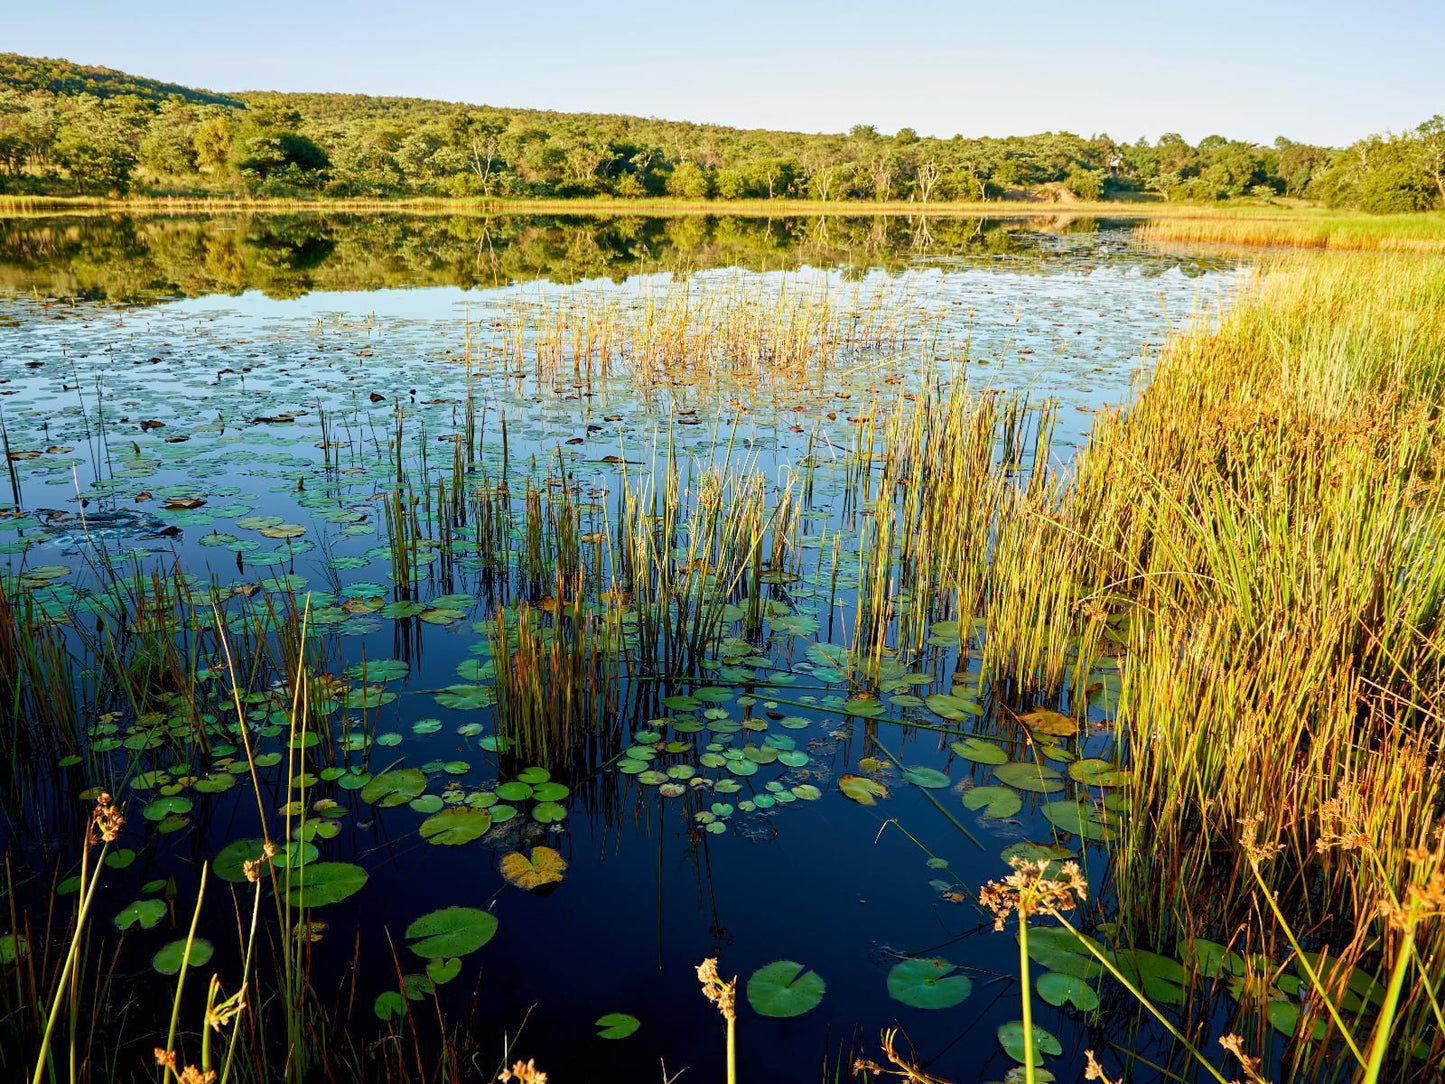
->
[2,52,1443,210]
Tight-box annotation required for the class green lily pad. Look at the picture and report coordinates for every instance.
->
[115,898,167,931]
[152,938,214,975]
[420,807,492,845]
[950,737,1007,765]
[1041,800,1120,842]
[963,785,1022,819]
[361,769,427,807]
[887,957,973,1009]
[427,957,462,985]
[998,1020,1062,1065]
[595,1012,641,1039]
[1037,972,1099,1011]
[746,960,826,1018]
[902,766,950,789]
[284,862,368,907]
[405,906,498,959]
[374,990,407,1021]
[993,761,1065,794]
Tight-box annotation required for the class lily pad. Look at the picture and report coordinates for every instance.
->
[405,906,498,959]
[902,766,950,789]
[284,862,368,907]
[361,769,427,808]
[963,785,1022,819]
[420,807,492,845]
[1018,708,1076,737]
[839,774,889,805]
[115,898,167,931]
[500,846,567,891]
[595,1012,641,1039]
[1041,800,1120,842]
[993,761,1065,794]
[152,938,214,975]
[950,737,1007,765]
[746,960,826,1018]
[887,957,973,1009]
[998,1020,1062,1065]
[1037,972,1099,1011]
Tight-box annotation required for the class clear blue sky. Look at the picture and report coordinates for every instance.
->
[8,1,1443,146]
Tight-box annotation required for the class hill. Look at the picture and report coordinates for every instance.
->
[0,52,241,108]
[0,52,1439,213]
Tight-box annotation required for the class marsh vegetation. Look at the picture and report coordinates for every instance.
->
[0,213,1440,1084]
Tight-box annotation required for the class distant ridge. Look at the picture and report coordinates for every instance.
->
[0,53,242,108]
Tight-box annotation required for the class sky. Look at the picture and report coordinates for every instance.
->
[8,1,1444,146]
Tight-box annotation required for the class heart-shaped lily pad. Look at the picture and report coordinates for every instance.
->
[1037,971,1099,1011]
[152,938,214,975]
[998,1020,1062,1065]
[284,861,368,907]
[420,807,491,845]
[887,957,973,1009]
[500,846,567,891]
[963,785,1022,819]
[950,737,1007,765]
[746,960,826,1018]
[405,906,498,959]
[839,775,889,805]
[595,1012,641,1039]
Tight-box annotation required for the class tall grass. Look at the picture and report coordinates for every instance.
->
[1141,212,1445,252]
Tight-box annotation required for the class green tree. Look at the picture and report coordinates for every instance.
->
[53,95,136,191]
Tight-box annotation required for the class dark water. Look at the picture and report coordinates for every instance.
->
[0,214,1247,1083]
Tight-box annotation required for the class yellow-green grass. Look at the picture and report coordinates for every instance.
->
[1142,211,1445,252]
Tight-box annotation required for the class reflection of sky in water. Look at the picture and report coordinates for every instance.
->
[0,236,1252,1084]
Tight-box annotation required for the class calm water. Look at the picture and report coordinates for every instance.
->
[0,214,1246,1083]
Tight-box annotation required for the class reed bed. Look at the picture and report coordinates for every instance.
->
[1141,212,1445,252]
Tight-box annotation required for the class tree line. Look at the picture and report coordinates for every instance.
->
[2,53,1442,211]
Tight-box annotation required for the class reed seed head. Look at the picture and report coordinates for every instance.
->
[979,857,1088,931]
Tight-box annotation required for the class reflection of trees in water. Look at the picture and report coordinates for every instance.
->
[0,213,1233,303]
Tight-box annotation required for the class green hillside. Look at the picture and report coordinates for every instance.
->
[0,52,240,107]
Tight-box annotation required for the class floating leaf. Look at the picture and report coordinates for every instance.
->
[963,785,1022,819]
[500,846,567,891]
[1067,758,1130,787]
[152,938,214,975]
[746,960,826,1018]
[1037,972,1099,1011]
[361,769,427,808]
[887,957,973,1009]
[950,737,1007,765]
[420,807,491,845]
[1024,927,1106,981]
[595,1012,641,1039]
[998,1020,1062,1065]
[285,862,368,907]
[374,990,407,1022]
[927,693,981,721]
[902,766,950,789]
[114,898,167,931]
[405,907,498,959]
[1018,708,1076,737]
[1041,800,1120,842]
[993,762,1064,794]
[532,801,567,823]
[215,838,268,883]
[426,957,462,985]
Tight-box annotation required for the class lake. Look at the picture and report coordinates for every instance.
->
[0,213,1248,1083]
